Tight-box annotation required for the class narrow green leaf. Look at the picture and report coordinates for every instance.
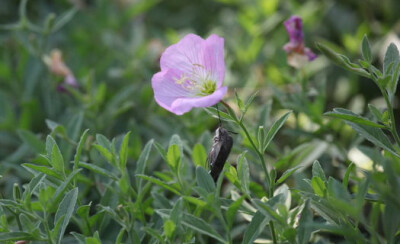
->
[226,195,245,229]
[54,187,78,244]
[237,152,249,193]
[343,163,355,188]
[384,43,400,75]
[297,200,313,244]
[324,108,386,129]
[368,104,383,122]
[344,120,400,157]
[263,111,291,152]
[156,209,227,243]
[74,129,89,171]
[192,143,207,168]
[276,166,303,184]
[50,169,82,210]
[361,35,372,62]
[51,143,65,175]
[0,232,35,241]
[119,131,131,170]
[196,166,215,193]
[311,177,326,197]
[242,211,269,244]
[96,134,111,150]
[167,144,181,171]
[235,90,245,112]
[136,174,181,196]
[78,162,118,180]
[316,42,371,78]
[22,163,63,179]
[312,161,326,182]
[135,139,154,190]
[17,129,45,153]
[92,144,113,163]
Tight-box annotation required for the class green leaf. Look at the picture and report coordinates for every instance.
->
[226,195,245,229]
[196,166,215,193]
[327,177,351,202]
[74,129,89,171]
[235,90,245,112]
[156,209,227,243]
[242,211,269,244]
[388,62,400,100]
[0,232,35,241]
[135,139,154,190]
[52,8,78,32]
[312,161,326,182]
[237,152,250,193]
[263,111,291,152]
[343,163,355,189]
[316,42,371,78]
[384,43,400,76]
[92,144,113,163]
[153,141,168,162]
[192,143,207,168]
[368,104,383,122]
[22,163,63,179]
[204,107,236,123]
[383,201,400,243]
[361,35,372,62]
[276,166,302,184]
[167,144,181,171]
[163,219,176,239]
[343,120,400,157]
[78,162,118,180]
[50,169,82,211]
[51,143,65,175]
[54,187,78,244]
[96,134,111,150]
[136,174,181,196]
[17,129,45,153]
[297,200,313,244]
[324,108,386,129]
[243,91,259,114]
[119,131,131,170]
[311,176,326,197]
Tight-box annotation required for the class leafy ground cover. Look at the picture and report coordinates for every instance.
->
[1,0,400,243]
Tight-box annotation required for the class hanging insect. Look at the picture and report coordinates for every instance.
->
[207,105,233,182]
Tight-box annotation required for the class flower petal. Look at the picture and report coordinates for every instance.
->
[152,69,193,112]
[304,47,317,61]
[204,34,225,86]
[284,16,304,45]
[160,34,205,75]
[171,86,228,115]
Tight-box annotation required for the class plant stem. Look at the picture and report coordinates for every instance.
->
[269,221,278,244]
[220,101,277,244]
[380,87,400,148]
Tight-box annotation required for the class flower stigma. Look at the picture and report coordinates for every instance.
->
[173,63,217,96]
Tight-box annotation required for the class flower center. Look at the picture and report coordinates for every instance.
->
[173,63,217,96]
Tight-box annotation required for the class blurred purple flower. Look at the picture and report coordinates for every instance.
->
[152,34,227,115]
[283,16,317,68]
[43,49,79,92]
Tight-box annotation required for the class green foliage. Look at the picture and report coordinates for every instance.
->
[1,0,400,243]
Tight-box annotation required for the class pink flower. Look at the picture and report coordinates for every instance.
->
[151,34,227,115]
[43,49,79,91]
[283,16,317,69]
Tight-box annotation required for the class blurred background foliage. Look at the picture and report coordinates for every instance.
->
[1,0,400,241]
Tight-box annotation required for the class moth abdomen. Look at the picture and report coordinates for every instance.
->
[207,126,233,182]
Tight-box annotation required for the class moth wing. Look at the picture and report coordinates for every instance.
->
[207,141,222,168]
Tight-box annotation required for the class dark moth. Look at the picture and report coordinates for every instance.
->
[207,126,233,182]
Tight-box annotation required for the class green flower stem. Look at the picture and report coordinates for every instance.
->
[380,87,400,148]
[220,101,277,244]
